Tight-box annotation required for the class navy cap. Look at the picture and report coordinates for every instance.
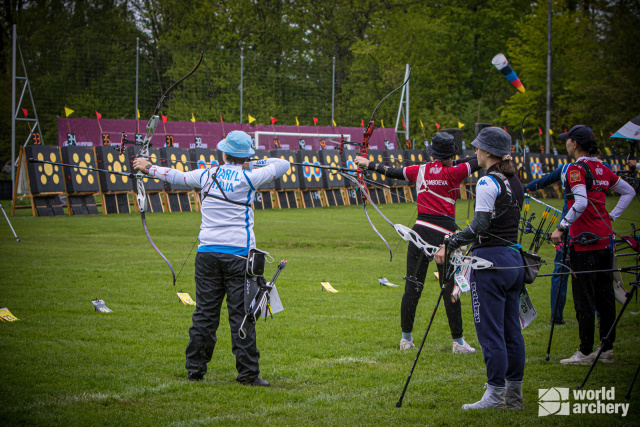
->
[558,125,596,146]
[426,132,459,159]
[471,127,511,157]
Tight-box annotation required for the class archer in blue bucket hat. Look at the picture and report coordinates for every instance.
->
[217,130,255,158]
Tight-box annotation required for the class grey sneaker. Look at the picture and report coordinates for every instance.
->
[560,350,596,365]
[399,339,415,350]
[595,346,614,363]
[452,338,476,354]
[505,380,524,410]
[462,383,506,410]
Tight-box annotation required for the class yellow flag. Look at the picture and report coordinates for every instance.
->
[381,119,385,128]
[248,114,256,124]
[420,119,424,130]
[549,129,554,135]
[333,119,337,127]
[190,113,196,123]
[458,121,465,129]
[600,129,604,137]
[137,109,140,119]
[64,107,74,117]
[295,116,299,126]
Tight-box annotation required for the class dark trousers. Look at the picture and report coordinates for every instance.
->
[470,246,525,387]
[185,252,260,382]
[550,249,569,321]
[401,221,463,339]
[570,247,616,354]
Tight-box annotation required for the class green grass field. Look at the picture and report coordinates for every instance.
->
[1,197,639,426]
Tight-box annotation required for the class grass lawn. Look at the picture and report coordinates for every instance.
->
[1,196,639,426]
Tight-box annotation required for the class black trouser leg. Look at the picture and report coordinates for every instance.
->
[571,248,615,355]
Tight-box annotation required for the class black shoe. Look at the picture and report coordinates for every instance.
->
[551,318,566,325]
[242,376,270,387]
[187,372,203,381]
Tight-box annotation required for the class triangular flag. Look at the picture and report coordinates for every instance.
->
[549,129,554,135]
[137,109,140,119]
[248,114,256,124]
[22,108,28,117]
[271,116,277,125]
[381,119,385,128]
[503,125,508,132]
[190,113,196,123]
[538,128,543,135]
[162,115,168,124]
[295,116,299,126]
[600,129,603,137]
[64,107,74,117]
[220,113,224,123]
[402,119,406,128]
[313,117,318,125]
[435,122,440,130]
[333,119,337,127]
[360,119,364,127]
[95,111,102,120]
[419,119,424,130]
[458,121,465,129]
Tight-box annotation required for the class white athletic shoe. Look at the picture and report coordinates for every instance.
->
[461,383,506,410]
[400,339,415,350]
[560,350,596,365]
[452,338,476,354]
[595,346,614,363]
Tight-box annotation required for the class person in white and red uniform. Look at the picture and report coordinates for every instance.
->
[550,125,635,365]
[355,132,480,353]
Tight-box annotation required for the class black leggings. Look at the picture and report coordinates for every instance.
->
[401,219,463,339]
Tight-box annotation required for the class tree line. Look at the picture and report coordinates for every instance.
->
[1,0,638,173]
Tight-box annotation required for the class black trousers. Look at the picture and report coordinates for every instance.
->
[570,247,616,354]
[401,220,463,339]
[185,252,260,381]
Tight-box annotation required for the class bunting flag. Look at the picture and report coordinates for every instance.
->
[220,113,224,123]
[333,119,337,127]
[435,122,440,130]
[248,114,256,124]
[162,115,168,124]
[504,125,508,132]
[22,108,28,117]
[271,116,277,125]
[538,128,543,135]
[491,53,525,93]
[313,117,318,125]
[458,121,465,129]
[549,129,554,135]
[295,116,299,126]
[419,119,424,130]
[402,119,406,128]
[95,111,102,120]
[381,119,385,128]
[611,114,640,140]
[191,113,196,123]
[137,109,140,119]
[600,129,603,136]
[64,107,74,117]
[360,119,364,128]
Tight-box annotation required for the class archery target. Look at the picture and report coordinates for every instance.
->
[60,146,99,193]
[340,150,360,188]
[384,150,409,186]
[95,145,134,192]
[189,148,220,171]
[25,145,65,194]
[124,146,164,192]
[160,147,191,191]
[320,150,345,188]
[296,151,323,189]
[271,149,298,190]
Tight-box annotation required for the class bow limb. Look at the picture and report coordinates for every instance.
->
[141,211,176,286]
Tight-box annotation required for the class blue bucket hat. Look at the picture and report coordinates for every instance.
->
[217,130,255,158]
[471,127,511,157]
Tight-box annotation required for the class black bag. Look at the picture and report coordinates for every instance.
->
[521,250,545,284]
[246,248,268,277]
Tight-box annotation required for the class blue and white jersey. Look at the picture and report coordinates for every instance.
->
[148,158,290,256]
